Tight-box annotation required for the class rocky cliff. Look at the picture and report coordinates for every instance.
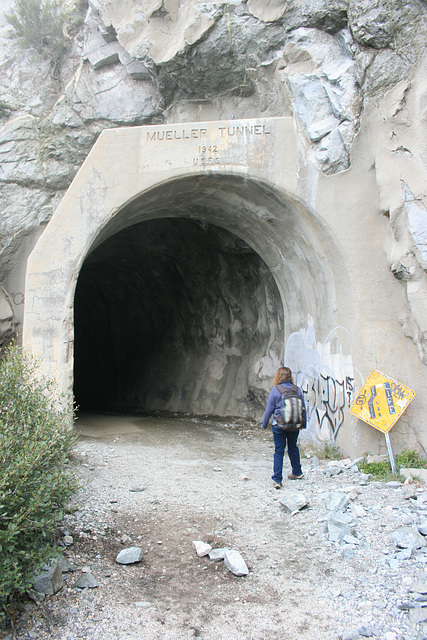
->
[1,0,427,370]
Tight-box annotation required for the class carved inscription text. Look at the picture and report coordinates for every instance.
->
[145,123,272,166]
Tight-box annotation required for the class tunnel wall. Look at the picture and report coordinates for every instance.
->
[23,117,426,456]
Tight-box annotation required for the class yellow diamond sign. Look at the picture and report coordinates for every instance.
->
[349,369,415,433]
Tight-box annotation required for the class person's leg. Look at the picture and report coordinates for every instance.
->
[272,426,287,483]
[286,431,303,476]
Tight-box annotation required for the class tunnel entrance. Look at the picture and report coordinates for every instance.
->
[24,119,342,423]
[73,217,284,418]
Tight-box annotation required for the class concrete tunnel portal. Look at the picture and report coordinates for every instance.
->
[72,173,337,420]
[23,120,342,423]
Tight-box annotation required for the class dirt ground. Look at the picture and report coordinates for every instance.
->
[9,414,427,640]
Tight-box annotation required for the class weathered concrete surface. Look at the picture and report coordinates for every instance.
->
[1,1,427,456]
[22,116,424,457]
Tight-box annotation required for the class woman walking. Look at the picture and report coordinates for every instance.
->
[261,366,306,488]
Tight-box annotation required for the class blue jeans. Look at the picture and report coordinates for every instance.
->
[272,425,302,483]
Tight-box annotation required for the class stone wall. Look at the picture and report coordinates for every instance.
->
[1,0,427,455]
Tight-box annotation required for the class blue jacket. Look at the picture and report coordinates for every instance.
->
[261,381,306,429]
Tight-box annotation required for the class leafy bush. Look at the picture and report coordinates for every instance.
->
[358,449,427,481]
[0,345,77,621]
[5,0,85,63]
[396,449,427,469]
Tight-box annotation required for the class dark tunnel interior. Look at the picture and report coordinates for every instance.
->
[73,217,284,418]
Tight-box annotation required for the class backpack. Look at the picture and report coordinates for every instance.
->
[275,384,304,431]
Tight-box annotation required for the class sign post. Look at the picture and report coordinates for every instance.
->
[349,370,415,475]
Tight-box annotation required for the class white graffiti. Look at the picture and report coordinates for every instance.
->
[285,326,363,442]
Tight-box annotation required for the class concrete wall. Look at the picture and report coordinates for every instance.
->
[23,115,425,456]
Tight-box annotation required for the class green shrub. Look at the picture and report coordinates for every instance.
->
[358,448,427,481]
[0,345,77,621]
[396,449,427,469]
[5,0,84,63]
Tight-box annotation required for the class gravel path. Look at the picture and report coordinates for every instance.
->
[11,414,427,640]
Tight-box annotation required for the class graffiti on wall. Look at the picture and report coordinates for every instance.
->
[285,326,363,442]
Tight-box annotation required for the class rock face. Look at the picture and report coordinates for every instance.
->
[1,0,427,453]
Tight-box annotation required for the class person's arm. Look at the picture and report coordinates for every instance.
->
[261,388,276,429]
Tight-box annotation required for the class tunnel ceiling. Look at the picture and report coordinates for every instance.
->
[90,174,339,335]
[74,217,284,418]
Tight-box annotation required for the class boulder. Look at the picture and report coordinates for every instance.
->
[32,558,63,595]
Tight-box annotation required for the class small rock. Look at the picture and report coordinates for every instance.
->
[323,492,350,511]
[208,548,228,561]
[120,534,132,544]
[129,487,145,492]
[349,503,367,518]
[414,594,427,602]
[224,549,249,576]
[409,582,427,594]
[324,467,342,477]
[342,632,359,640]
[27,589,45,604]
[63,535,74,546]
[409,607,427,624]
[59,557,77,573]
[74,572,98,589]
[392,526,427,549]
[358,626,373,637]
[342,534,360,545]
[279,493,308,513]
[396,547,412,560]
[192,541,212,557]
[402,486,418,499]
[342,545,354,559]
[116,547,144,564]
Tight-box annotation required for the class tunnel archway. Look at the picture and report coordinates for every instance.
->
[72,172,339,419]
[24,119,349,417]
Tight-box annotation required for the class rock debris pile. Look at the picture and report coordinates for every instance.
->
[10,417,427,640]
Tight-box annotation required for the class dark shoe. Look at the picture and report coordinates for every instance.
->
[273,481,282,489]
[288,473,304,480]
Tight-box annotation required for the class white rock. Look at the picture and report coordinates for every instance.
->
[279,493,308,513]
[208,547,229,561]
[192,540,212,557]
[224,549,249,576]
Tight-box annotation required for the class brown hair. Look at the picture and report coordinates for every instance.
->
[273,366,294,386]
